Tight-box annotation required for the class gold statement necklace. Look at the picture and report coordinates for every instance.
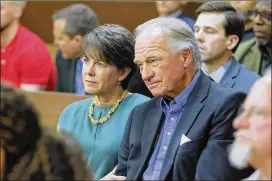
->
[88,90,129,125]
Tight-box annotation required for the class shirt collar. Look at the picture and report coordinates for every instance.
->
[202,59,232,83]
[243,170,260,180]
[160,69,200,111]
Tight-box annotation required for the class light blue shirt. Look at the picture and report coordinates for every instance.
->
[142,70,200,180]
[202,60,232,83]
[74,58,85,95]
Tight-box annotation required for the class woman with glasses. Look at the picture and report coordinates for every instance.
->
[235,1,272,75]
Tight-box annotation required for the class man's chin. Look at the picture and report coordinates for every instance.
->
[149,89,163,97]
[228,141,252,170]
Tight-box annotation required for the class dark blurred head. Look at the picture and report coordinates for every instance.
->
[156,1,188,17]
[252,1,272,46]
[0,83,41,155]
[52,4,99,59]
[81,24,136,95]
[195,1,244,63]
[228,1,256,25]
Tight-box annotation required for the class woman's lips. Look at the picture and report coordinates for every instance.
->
[85,80,97,84]
[147,82,160,89]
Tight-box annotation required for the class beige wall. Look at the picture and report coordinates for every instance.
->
[21,1,202,43]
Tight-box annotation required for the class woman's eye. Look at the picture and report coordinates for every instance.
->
[138,64,143,70]
[206,28,215,33]
[148,59,157,63]
[81,57,88,63]
[96,61,105,67]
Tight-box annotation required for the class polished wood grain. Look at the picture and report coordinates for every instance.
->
[22,91,90,128]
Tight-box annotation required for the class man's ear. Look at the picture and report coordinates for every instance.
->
[179,49,193,68]
[226,35,239,51]
[119,67,131,82]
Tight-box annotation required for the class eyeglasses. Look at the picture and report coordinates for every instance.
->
[248,10,272,21]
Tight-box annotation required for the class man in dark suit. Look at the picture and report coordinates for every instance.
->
[52,4,152,98]
[194,1,260,94]
[100,17,254,180]
[52,4,99,95]
[155,1,195,31]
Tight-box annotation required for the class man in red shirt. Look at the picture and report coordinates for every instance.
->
[1,1,57,91]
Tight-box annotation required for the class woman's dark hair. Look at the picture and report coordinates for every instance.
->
[1,84,91,180]
[82,24,137,90]
[196,1,245,52]
[0,83,41,153]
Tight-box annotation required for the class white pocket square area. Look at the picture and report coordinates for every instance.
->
[180,134,191,146]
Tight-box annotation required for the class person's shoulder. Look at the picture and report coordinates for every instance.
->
[242,38,257,47]
[18,25,46,45]
[183,15,195,23]
[127,93,151,102]
[210,80,246,101]
[62,98,92,115]
[122,93,151,108]
[235,38,258,55]
[17,25,51,54]
[238,63,261,81]
[129,95,160,111]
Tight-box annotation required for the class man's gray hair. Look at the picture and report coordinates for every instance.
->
[52,3,99,37]
[134,17,201,67]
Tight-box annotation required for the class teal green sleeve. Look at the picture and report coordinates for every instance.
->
[58,99,91,132]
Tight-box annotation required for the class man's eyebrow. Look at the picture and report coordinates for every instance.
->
[82,53,87,58]
[134,59,141,64]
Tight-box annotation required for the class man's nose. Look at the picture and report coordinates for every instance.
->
[195,30,205,44]
[233,113,250,130]
[141,64,153,82]
[253,13,264,25]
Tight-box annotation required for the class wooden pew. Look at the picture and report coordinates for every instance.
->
[22,91,90,128]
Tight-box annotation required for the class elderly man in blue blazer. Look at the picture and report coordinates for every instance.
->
[101,17,254,181]
[194,2,260,94]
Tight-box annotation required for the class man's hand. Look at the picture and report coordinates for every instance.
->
[100,166,126,180]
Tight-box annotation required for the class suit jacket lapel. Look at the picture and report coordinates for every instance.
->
[220,58,240,88]
[70,58,78,92]
[134,98,163,180]
[159,71,210,180]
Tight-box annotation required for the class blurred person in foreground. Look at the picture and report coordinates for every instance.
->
[58,24,150,180]
[1,1,56,91]
[52,4,98,95]
[0,83,90,180]
[235,1,272,75]
[103,17,254,180]
[156,1,195,31]
[229,68,271,180]
[194,1,260,94]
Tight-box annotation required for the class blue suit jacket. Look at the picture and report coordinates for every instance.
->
[116,70,254,180]
[177,14,195,31]
[220,58,260,94]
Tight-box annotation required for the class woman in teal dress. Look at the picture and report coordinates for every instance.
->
[58,24,150,180]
